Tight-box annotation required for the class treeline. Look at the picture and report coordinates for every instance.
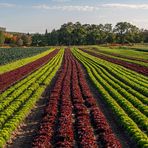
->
[0,21,148,47]
[32,22,148,46]
[0,32,32,46]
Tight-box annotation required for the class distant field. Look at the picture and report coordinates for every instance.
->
[94,45,148,60]
[0,47,49,65]
[0,45,147,148]
[0,48,55,74]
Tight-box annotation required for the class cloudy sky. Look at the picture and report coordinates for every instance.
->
[0,0,148,33]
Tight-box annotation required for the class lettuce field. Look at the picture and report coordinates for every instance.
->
[0,46,147,148]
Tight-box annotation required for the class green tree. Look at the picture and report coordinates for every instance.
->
[71,22,87,45]
[142,30,148,43]
[0,31,5,45]
[31,21,143,46]
[48,29,59,45]
[114,22,142,44]
[58,22,74,45]
[103,24,115,43]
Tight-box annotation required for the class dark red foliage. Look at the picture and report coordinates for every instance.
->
[0,49,59,92]
[33,49,122,148]
[75,58,122,148]
[80,48,148,76]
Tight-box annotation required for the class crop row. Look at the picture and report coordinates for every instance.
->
[79,48,148,76]
[74,50,148,129]
[0,47,49,65]
[0,48,55,74]
[0,50,64,147]
[89,47,148,64]
[75,50,148,116]
[94,46,148,62]
[75,49,148,101]
[33,49,121,147]
[0,49,59,92]
[73,56,121,147]
[83,47,148,68]
[72,48,148,147]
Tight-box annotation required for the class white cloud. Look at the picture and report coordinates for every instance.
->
[33,5,99,11]
[102,3,148,9]
[32,3,148,12]
[0,2,148,11]
[0,3,16,8]
[52,0,71,2]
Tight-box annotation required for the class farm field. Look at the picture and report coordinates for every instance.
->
[0,46,148,148]
[0,48,55,74]
[79,47,148,76]
[81,46,148,66]
[94,45,148,60]
[0,47,50,65]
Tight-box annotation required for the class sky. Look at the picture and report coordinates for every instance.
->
[0,0,148,33]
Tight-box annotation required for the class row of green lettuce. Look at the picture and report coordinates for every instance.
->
[83,47,148,67]
[75,49,148,96]
[72,48,148,148]
[0,49,64,147]
[0,48,55,74]
[94,46,148,61]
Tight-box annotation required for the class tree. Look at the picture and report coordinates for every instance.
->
[86,25,99,44]
[45,29,48,35]
[47,29,59,45]
[114,22,142,44]
[71,22,87,45]
[30,21,144,46]
[32,34,41,46]
[16,38,23,46]
[58,22,74,45]
[21,34,32,46]
[103,24,115,43]
[32,33,47,46]
[0,31,5,45]
[142,30,148,43]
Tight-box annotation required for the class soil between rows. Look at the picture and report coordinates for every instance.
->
[0,49,59,93]
[5,62,62,148]
[78,60,138,148]
[5,51,137,148]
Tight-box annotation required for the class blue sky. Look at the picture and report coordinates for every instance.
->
[0,0,148,33]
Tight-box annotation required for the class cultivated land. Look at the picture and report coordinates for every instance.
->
[0,45,147,148]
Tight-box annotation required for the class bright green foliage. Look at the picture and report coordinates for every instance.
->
[0,31,5,45]
[93,45,148,60]
[84,47,148,67]
[72,48,148,147]
[0,49,64,147]
[0,48,55,74]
